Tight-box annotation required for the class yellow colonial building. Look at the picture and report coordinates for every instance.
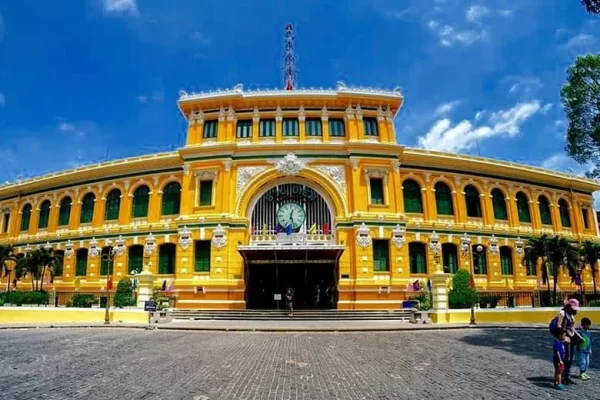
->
[0,83,599,310]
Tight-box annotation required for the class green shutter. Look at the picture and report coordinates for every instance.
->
[199,180,213,206]
[492,190,508,220]
[465,186,482,218]
[370,178,384,205]
[161,182,181,215]
[472,246,487,275]
[516,194,531,223]
[283,118,299,136]
[203,120,218,138]
[132,186,150,218]
[236,120,252,138]
[76,250,88,276]
[104,190,121,221]
[194,241,211,272]
[2,213,9,233]
[329,119,345,137]
[442,244,458,274]
[38,201,50,229]
[80,194,95,224]
[559,201,571,227]
[582,208,590,229]
[373,240,390,272]
[539,197,552,225]
[100,248,110,275]
[58,198,71,226]
[434,183,454,215]
[260,119,275,137]
[128,246,144,273]
[20,205,32,231]
[54,251,64,277]
[500,247,513,275]
[527,253,536,276]
[363,118,379,136]
[403,180,423,213]
[306,118,322,136]
[409,243,427,274]
[159,244,176,274]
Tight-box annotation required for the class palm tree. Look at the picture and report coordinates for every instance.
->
[524,235,551,292]
[15,247,62,292]
[546,235,578,305]
[0,245,18,292]
[580,240,600,295]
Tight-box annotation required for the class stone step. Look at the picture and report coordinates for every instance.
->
[170,309,413,321]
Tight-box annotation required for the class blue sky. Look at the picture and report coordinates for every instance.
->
[0,0,599,207]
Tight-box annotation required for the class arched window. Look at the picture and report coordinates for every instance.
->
[442,243,458,274]
[558,199,571,228]
[38,200,51,229]
[104,189,121,221]
[472,244,487,275]
[491,189,508,220]
[409,242,427,274]
[464,185,482,218]
[526,252,537,277]
[403,180,423,213]
[161,182,181,216]
[100,247,112,275]
[515,192,531,223]
[75,249,88,277]
[54,250,65,277]
[132,185,150,218]
[500,246,513,275]
[158,243,176,274]
[80,193,95,224]
[128,245,144,274]
[58,197,72,226]
[538,195,552,225]
[434,182,454,216]
[20,204,32,231]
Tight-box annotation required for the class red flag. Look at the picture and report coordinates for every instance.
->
[107,276,113,290]
[469,275,475,289]
[250,226,254,235]
[323,223,330,234]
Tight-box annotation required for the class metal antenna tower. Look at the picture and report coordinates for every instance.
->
[283,23,297,91]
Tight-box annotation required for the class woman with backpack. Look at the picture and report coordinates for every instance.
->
[550,299,582,384]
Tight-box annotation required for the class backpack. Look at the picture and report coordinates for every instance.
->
[549,316,561,335]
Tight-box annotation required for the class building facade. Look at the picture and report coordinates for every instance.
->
[1,83,599,310]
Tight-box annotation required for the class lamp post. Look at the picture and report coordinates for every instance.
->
[471,245,484,325]
[102,240,117,325]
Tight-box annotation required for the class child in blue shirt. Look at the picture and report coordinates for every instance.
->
[577,317,593,381]
[553,331,567,391]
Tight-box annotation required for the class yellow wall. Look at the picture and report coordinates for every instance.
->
[432,307,600,325]
[0,307,148,324]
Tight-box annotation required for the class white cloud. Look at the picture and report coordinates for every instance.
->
[428,21,484,46]
[418,101,541,153]
[57,122,75,132]
[466,5,489,22]
[540,103,553,114]
[504,76,542,95]
[560,33,599,54]
[498,9,512,17]
[103,0,138,15]
[137,95,148,104]
[434,100,461,116]
[475,110,486,121]
[0,93,5,108]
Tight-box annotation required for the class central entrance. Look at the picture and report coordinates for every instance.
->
[240,247,343,310]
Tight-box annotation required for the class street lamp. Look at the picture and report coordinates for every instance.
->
[472,245,484,325]
[102,240,117,325]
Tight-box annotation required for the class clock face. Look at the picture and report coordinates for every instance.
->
[277,203,306,229]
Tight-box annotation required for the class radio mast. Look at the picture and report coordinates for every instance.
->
[283,23,297,91]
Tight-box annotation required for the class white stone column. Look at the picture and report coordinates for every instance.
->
[136,263,155,308]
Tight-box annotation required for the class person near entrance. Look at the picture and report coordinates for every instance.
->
[285,287,295,317]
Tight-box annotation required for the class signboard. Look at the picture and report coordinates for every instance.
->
[144,300,157,312]
[274,294,282,301]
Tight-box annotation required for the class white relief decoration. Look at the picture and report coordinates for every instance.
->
[460,233,471,257]
[321,105,329,121]
[391,224,406,249]
[275,106,283,122]
[489,234,499,254]
[195,170,218,182]
[211,224,227,249]
[429,231,441,254]
[355,104,363,121]
[270,152,308,176]
[88,238,100,258]
[377,106,385,122]
[298,106,306,122]
[356,223,372,248]
[315,165,346,198]
[218,106,226,122]
[515,237,525,256]
[227,106,235,122]
[236,166,268,198]
[252,107,260,123]
[114,235,126,256]
[144,233,157,256]
[392,161,401,172]
[182,165,191,175]
[65,240,74,259]
[178,226,193,250]
[223,161,231,172]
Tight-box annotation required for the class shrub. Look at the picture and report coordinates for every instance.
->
[478,294,501,309]
[588,299,600,307]
[2,291,49,306]
[113,277,136,308]
[448,269,476,309]
[410,290,432,311]
[71,293,97,308]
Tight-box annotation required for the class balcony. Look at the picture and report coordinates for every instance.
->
[248,232,336,246]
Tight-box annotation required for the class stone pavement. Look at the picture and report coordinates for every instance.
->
[0,328,597,399]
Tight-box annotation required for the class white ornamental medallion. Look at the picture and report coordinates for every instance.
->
[178,226,193,250]
[88,238,100,258]
[211,224,227,249]
[64,240,75,259]
[236,166,267,199]
[271,152,308,176]
[355,223,372,249]
[144,233,157,256]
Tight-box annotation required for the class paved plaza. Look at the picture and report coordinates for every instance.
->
[0,328,597,399]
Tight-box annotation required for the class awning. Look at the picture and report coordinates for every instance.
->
[237,245,345,264]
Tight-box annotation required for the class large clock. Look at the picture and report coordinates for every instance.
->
[277,203,306,229]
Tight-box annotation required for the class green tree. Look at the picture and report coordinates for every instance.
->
[0,245,18,292]
[15,247,62,292]
[582,0,600,14]
[524,235,551,292]
[448,269,476,309]
[114,277,136,308]
[580,240,600,294]
[561,54,600,178]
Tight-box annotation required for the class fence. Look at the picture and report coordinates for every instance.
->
[475,290,600,309]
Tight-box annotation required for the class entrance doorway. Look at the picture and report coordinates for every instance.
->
[247,262,337,310]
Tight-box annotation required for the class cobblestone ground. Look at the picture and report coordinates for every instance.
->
[0,328,597,400]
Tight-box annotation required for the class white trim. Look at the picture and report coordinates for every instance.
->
[337,300,401,304]
[238,244,344,251]
[177,300,246,304]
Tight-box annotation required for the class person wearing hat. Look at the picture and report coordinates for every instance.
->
[554,299,583,384]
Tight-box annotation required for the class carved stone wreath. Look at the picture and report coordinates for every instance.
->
[64,240,74,259]
[391,224,406,249]
[211,224,228,249]
[270,152,308,176]
[144,233,157,256]
[88,238,100,258]
[178,226,193,250]
[356,223,372,249]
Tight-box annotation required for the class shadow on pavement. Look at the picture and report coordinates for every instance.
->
[527,376,555,389]
[460,328,551,363]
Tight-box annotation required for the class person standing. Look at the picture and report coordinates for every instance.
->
[552,299,582,384]
[577,317,593,381]
[285,287,294,317]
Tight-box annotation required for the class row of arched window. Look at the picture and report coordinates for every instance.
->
[402,180,574,228]
[19,182,182,232]
[406,242,528,276]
